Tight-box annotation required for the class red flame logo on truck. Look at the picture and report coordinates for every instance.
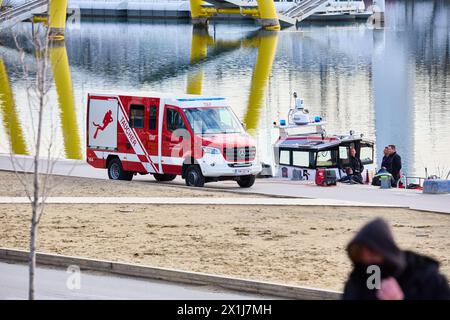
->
[93,110,113,139]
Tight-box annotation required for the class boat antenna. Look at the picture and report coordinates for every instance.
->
[292,92,297,109]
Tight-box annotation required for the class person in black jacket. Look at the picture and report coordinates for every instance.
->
[343,218,450,300]
[381,146,392,171]
[349,147,364,184]
[388,145,402,187]
[372,147,394,186]
[338,147,364,184]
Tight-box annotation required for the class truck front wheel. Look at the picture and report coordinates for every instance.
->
[108,158,133,181]
[236,175,256,188]
[184,165,205,187]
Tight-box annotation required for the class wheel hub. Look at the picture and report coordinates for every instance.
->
[188,171,198,185]
[111,163,120,179]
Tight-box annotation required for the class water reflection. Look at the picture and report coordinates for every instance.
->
[244,32,278,134]
[49,41,82,160]
[0,40,82,160]
[372,28,415,177]
[186,27,210,95]
[186,26,279,136]
[0,59,28,155]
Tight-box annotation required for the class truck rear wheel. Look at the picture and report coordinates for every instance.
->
[184,165,205,187]
[236,175,256,188]
[108,158,133,181]
[153,173,177,182]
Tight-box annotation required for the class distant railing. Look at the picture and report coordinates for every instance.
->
[0,0,48,24]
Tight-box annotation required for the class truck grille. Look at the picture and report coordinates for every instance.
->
[223,147,256,162]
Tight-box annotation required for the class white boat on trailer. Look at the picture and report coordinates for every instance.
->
[273,92,376,183]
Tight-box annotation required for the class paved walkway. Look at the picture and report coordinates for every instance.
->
[1,154,448,213]
[0,261,271,300]
[0,196,403,208]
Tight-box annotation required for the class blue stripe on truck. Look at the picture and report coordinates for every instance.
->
[177,97,225,102]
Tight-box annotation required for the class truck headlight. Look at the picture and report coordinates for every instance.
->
[202,146,221,155]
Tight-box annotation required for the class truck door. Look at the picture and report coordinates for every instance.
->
[162,106,189,174]
[128,103,147,141]
[126,103,149,172]
[147,101,158,157]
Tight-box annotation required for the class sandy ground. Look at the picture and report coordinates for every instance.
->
[0,171,260,198]
[0,203,449,291]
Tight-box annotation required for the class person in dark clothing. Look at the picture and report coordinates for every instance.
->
[339,147,364,184]
[339,167,359,184]
[372,147,393,186]
[381,146,392,171]
[388,145,402,187]
[350,148,364,178]
[343,218,450,300]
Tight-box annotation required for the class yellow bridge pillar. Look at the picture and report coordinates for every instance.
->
[0,59,28,155]
[256,0,280,31]
[244,32,278,134]
[49,42,82,160]
[189,0,210,27]
[48,0,68,40]
[186,27,212,95]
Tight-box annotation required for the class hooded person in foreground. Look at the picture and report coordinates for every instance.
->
[343,218,450,300]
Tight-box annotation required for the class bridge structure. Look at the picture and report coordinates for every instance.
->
[189,0,334,30]
[0,0,341,36]
[0,0,68,39]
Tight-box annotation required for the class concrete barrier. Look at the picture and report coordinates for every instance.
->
[423,179,449,194]
[0,247,342,300]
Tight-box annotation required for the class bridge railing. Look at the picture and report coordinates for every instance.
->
[0,0,48,24]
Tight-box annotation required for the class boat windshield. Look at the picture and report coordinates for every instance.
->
[183,107,244,134]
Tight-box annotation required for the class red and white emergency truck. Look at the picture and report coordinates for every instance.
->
[86,93,261,187]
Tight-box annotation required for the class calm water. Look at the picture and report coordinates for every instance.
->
[0,0,449,177]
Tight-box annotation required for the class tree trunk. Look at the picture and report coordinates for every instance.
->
[28,47,45,300]
[28,207,37,300]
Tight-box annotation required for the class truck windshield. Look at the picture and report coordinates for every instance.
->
[183,107,244,134]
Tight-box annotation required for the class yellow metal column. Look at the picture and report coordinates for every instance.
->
[244,32,278,134]
[189,0,210,27]
[186,27,211,95]
[256,0,280,31]
[0,59,28,155]
[49,42,82,160]
[48,0,68,40]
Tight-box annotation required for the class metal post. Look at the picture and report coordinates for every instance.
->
[189,0,209,27]
[372,0,385,24]
[256,0,280,31]
[49,0,68,40]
